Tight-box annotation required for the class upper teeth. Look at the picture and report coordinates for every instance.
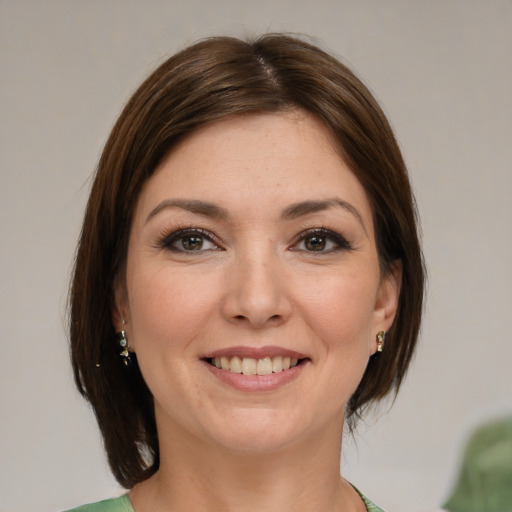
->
[211,356,299,375]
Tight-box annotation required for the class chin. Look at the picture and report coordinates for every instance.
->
[200,406,337,455]
[208,427,302,455]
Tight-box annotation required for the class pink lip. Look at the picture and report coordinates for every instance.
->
[202,345,307,360]
[203,359,308,392]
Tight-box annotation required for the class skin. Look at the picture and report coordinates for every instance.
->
[114,111,401,512]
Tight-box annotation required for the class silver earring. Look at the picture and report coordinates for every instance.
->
[118,330,131,366]
[377,331,385,353]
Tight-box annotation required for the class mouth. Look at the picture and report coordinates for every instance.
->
[206,355,306,376]
[201,347,309,391]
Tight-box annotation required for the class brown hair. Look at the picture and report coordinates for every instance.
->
[70,33,425,488]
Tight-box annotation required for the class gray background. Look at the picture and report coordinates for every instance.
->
[1,1,511,511]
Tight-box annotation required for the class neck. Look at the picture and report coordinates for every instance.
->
[130,411,365,512]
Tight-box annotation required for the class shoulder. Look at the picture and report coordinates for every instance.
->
[62,495,133,512]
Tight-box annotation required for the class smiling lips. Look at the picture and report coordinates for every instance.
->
[210,356,300,376]
[203,347,308,391]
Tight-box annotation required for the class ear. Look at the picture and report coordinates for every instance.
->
[372,260,402,350]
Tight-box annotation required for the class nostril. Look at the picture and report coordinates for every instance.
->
[233,313,283,323]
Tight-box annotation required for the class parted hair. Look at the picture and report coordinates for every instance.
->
[70,33,425,489]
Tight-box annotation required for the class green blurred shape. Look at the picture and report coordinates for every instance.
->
[444,416,512,511]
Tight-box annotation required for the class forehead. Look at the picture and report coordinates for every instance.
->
[134,111,373,225]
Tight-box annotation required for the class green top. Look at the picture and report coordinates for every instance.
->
[64,495,132,512]
[63,491,385,512]
[443,416,512,512]
[355,488,387,512]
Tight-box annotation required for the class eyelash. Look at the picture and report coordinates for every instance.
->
[156,226,352,254]
[291,228,353,253]
[157,227,222,253]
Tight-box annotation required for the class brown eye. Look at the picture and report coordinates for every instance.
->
[160,228,220,253]
[291,228,352,253]
[181,235,204,250]
[304,235,327,251]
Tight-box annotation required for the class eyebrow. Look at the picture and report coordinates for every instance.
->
[282,199,367,233]
[146,197,366,232]
[145,199,229,224]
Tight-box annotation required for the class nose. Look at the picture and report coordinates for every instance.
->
[221,248,292,328]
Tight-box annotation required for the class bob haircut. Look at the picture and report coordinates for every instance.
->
[70,33,425,489]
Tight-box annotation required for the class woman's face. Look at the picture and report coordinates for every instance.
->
[115,111,400,454]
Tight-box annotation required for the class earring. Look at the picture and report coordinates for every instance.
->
[376,331,385,353]
[118,330,131,366]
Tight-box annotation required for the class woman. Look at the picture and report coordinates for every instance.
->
[68,34,425,512]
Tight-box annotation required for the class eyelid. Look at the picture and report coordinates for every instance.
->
[157,226,223,252]
[289,227,353,252]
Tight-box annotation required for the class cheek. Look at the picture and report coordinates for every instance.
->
[125,265,221,419]
[299,267,379,349]
[281,269,380,429]
[126,264,220,353]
